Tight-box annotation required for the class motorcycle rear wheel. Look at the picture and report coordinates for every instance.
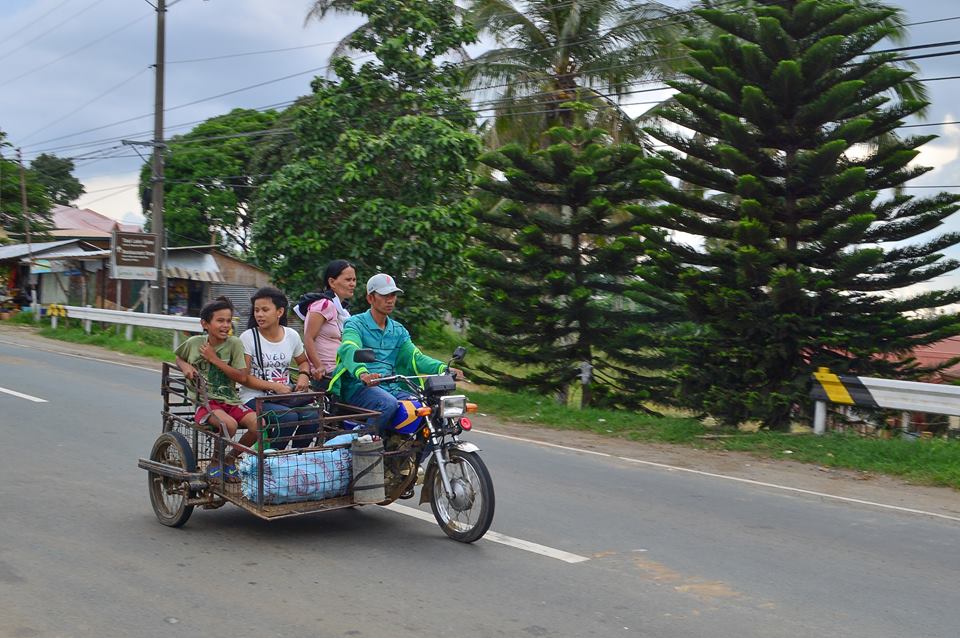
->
[430,449,495,543]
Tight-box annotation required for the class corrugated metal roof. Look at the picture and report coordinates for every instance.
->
[27,248,110,260]
[0,240,75,261]
[165,251,224,283]
[51,205,142,234]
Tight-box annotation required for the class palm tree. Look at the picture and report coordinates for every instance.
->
[463,0,688,147]
[306,1,687,146]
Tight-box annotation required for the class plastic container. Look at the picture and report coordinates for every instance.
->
[351,437,385,504]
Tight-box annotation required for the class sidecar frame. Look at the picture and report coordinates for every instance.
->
[139,362,402,525]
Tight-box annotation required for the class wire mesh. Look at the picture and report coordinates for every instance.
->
[160,362,385,513]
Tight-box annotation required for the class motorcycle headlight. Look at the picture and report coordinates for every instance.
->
[438,395,467,418]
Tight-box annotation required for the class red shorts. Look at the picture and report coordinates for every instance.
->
[195,400,254,427]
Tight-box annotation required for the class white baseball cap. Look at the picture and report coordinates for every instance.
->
[367,273,404,295]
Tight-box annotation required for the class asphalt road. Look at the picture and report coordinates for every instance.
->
[1,337,958,638]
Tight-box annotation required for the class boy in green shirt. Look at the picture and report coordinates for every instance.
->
[175,297,258,484]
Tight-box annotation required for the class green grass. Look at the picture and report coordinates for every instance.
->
[717,431,960,488]
[470,387,704,443]
[11,314,177,361]
[466,386,960,490]
[7,314,960,489]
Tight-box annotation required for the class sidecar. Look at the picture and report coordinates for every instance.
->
[138,363,413,527]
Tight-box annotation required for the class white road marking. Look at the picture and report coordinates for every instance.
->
[0,339,159,372]
[384,503,590,564]
[0,385,47,402]
[3,338,956,524]
[477,430,960,524]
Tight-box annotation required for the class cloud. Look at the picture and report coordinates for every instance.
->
[75,172,141,221]
[909,112,960,177]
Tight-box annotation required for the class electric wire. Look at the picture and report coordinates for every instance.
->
[17,66,152,144]
[0,0,76,51]
[167,40,347,64]
[14,0,728,149]
[0,0,104,64]
[904,15,960,27]
[12,5,960,162]
[0,10,152,89]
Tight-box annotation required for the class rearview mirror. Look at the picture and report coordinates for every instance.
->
[353,348,376,364]
[452,346,467,363]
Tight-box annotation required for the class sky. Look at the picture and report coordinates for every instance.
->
[1,0,960,282]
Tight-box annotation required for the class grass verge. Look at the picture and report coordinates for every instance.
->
[467,386,960,490]
[7,315,959,490]
[8,313,175,361]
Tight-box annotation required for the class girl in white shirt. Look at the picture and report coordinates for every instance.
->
[239,287,317,449]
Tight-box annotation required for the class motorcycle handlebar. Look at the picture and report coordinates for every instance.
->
[363,371,456,389]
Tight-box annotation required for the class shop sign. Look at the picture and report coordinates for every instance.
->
[112,232,158,280]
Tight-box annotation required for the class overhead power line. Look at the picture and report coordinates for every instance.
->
[0,0,103,64]
[14,4,960,160]
[20,62,960,161]
[0,0,75,47]
[17,66,152,144]
[904,15,960,27]
[0,10,152,89]
[168,40,345,64]
[15,0,722,149]
[873,39,960,55]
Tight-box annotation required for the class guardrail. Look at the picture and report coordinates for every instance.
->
[49,305,203,348]
[810,367,960,435]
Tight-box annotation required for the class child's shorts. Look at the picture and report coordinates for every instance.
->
[195,400,255,427]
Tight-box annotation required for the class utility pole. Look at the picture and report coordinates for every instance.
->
[151,0,167,313]
[16,147,37,319]
[16,149,32,257]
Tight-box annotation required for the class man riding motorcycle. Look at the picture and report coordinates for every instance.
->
[328,273,463,432]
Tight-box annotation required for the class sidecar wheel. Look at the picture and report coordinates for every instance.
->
[148,432,196,528]
[430,450,495,543]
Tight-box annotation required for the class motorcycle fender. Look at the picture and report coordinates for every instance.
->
[453,441,481,454]
[418,441,482,505]
[419,462,437,505]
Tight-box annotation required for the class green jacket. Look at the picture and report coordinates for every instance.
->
[328,310,446,403]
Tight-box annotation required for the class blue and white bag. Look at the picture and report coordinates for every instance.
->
[238,433,356,504]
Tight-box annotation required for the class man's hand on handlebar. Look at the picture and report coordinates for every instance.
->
[359,372,382,386]
[449,367,464,381]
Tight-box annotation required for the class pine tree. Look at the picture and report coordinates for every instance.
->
[469,106,673,408]
[641,0,960,428]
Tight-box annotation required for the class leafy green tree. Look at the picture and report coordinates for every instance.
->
[254,0,481,329]
[29,153,84,205]
[468,106,671,407]
[462,0,687,147]
[641,0,960,429]
[1,131,52,237]
[140,108,280,250]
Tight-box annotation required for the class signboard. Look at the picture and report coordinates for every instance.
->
[29,259,52,275]
[112,232,158,281]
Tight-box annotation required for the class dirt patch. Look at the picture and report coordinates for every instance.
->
[3,322,958,521]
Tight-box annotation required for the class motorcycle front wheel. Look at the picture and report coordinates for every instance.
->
[430,449,495,543]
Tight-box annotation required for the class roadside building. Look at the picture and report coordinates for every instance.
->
[2,206,270,315]
[0,239,108,309]
[165,245,270,317]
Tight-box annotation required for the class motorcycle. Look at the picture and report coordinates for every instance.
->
[352,346,495,543]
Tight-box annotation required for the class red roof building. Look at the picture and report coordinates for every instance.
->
[911,338,960,382]
[50,205,142,238]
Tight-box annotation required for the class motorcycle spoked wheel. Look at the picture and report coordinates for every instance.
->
[429,449,495,543]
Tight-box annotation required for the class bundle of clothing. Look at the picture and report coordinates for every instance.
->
[237,433,356,504]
